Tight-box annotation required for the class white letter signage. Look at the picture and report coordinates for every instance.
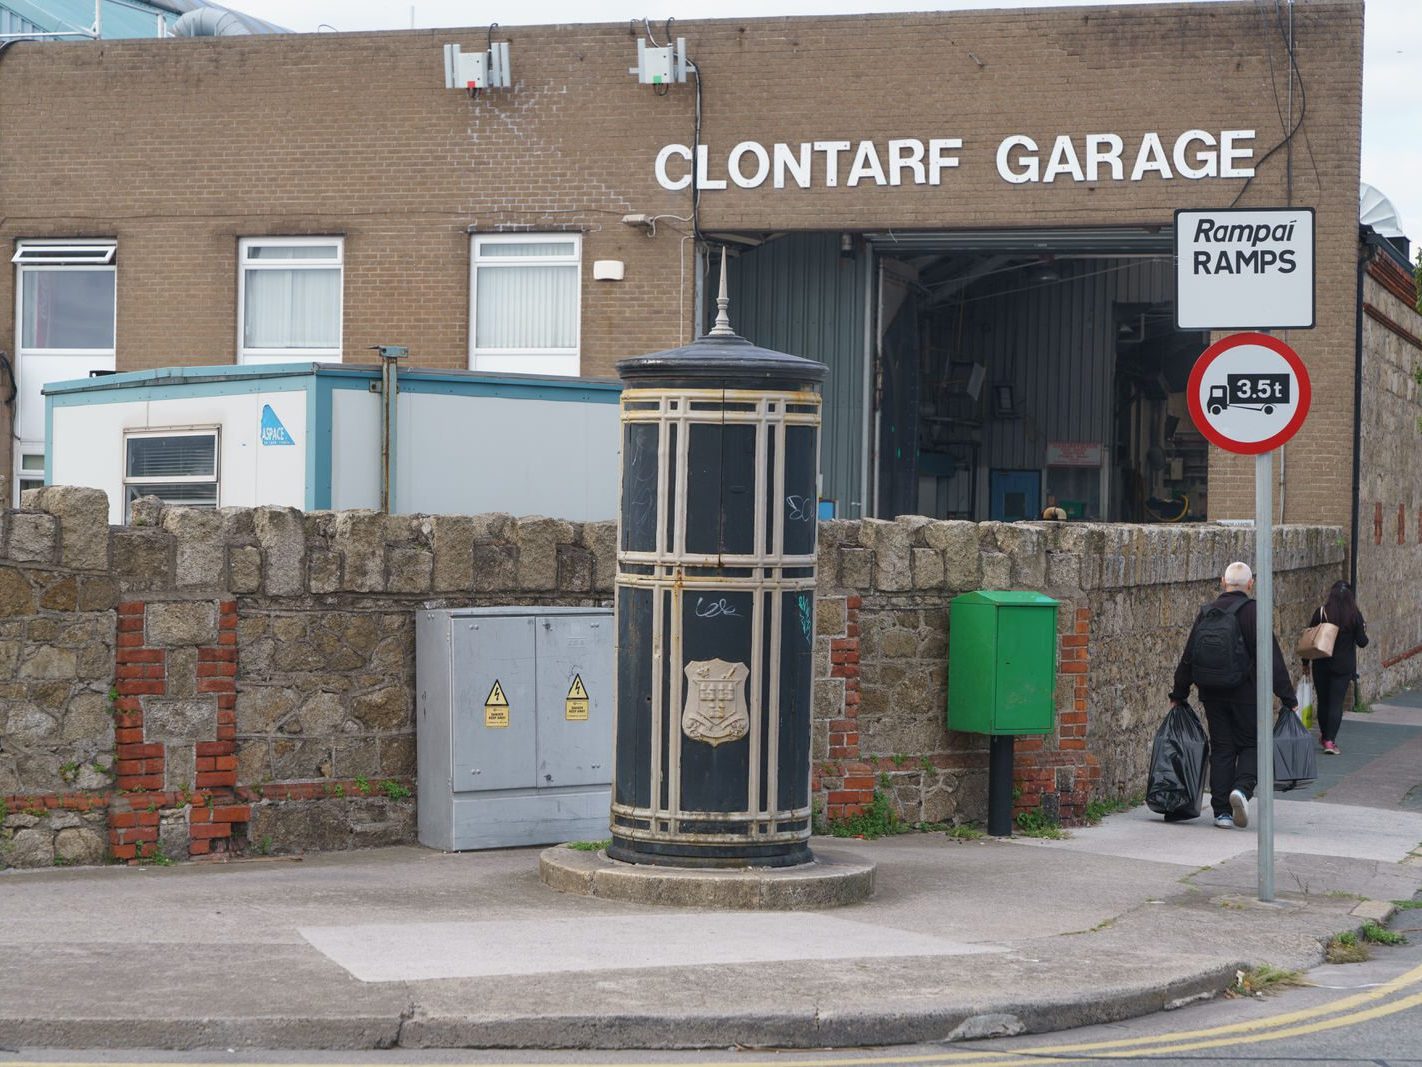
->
[652,130,1259,192]
[1175,208,1315,330]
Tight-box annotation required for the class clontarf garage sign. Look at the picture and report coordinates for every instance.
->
[655,128,1259,190]
[1174,208,1316,330]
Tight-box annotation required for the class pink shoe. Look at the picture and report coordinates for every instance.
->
[1322,741,1340,755]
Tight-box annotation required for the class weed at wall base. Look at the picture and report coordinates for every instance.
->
[826,790,902,839]
[1015,808,1069,839]
[567,839,610,852]
[1083,792,1144,825]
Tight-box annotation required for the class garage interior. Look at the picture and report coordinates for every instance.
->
[719,231,1211,524]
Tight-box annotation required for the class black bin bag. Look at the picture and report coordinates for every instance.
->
[1146,703,1210,820]
[1274,708,1318,791]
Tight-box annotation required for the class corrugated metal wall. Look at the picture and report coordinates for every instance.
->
[722,234,869,518]
[938,257,1173,473]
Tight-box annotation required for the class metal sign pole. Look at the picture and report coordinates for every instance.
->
[1255,450,1275,902]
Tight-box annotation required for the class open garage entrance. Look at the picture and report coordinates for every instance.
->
[719,230,1211,523]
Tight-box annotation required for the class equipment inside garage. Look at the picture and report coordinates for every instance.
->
[719,232,1212,523]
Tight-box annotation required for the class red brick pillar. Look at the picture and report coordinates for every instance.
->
[107,601,248,863]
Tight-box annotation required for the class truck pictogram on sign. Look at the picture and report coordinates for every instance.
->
[1207,374,1291,415]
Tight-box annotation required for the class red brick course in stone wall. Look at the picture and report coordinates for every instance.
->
[5,596,418,863]
[813,597,1099,826]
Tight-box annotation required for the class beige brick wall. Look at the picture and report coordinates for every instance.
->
[0,1,1363,524]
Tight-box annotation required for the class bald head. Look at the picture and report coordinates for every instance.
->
[1222,561,1253,593]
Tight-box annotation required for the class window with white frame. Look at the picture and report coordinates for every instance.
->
[470,233,581,376]
[12,239,117,505]
[123,430,220,520]
[238,237,343,361]
[15,451,45,498]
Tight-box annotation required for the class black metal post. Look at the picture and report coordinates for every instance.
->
[987,734,1015,837]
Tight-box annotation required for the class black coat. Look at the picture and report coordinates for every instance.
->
[1306,606,1369,679]
[1170,591,1298,707]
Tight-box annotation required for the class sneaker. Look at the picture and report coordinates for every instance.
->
[1229,789,1250,828]
[1323,741,1340,755]
[1214,813,1235,829]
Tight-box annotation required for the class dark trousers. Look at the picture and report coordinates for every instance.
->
[1202,699,1257,815]
[1313,666,1352,744]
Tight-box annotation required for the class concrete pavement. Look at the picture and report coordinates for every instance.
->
[2,697,1421,1051]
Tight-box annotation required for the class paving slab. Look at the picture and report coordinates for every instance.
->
[297,913,1002,983]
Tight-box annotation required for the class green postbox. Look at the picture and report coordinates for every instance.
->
[946,591,1060,834]
[947,591,1060,734]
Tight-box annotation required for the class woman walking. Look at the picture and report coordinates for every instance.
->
[1305,580,1369,755]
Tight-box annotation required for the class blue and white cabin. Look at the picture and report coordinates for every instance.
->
[44,363,621,524]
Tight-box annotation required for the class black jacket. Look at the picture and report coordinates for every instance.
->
[1306,606,1369,679]
[1170,591,1298,707]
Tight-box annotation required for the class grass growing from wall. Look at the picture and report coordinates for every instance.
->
[1015,808,1069,839]
[1083,792,1145,825]
[826,790,902,839]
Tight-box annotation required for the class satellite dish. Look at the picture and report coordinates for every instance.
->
[1360,182,1406,238]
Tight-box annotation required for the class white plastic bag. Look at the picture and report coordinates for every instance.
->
[1296,677,1316,731]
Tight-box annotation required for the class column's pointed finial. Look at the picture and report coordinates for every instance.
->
[707,244,736,337]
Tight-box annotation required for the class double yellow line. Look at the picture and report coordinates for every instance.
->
[897,958,1422,1066]
[4,962,1422,1067]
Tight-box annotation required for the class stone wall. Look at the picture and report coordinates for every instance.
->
[2,486,1344,868]
[811,518,1345,826]
[1356,251,1422,699]
[2,488,613,868]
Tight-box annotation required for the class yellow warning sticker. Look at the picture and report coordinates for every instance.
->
[484,679,509,728]
[565,674,590,721]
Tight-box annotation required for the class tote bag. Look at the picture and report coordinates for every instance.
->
[1297,607,1339,661]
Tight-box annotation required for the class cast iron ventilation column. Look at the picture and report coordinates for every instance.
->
[610,250,829,867]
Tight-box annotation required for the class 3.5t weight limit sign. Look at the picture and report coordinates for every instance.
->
[1187,333,1311,455]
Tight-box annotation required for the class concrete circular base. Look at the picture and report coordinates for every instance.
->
[539,845,875,910]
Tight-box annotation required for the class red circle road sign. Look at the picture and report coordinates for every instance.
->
[1186,332,1311,455]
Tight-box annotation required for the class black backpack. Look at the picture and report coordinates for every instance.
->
[1189,597,1252,689]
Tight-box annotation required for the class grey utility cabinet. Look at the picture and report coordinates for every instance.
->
[415,606,613,851]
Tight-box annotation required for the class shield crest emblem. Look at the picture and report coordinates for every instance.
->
[682,658,750,746]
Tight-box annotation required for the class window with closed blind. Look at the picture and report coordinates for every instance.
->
[470,233,581,376]
[123,430,220,520]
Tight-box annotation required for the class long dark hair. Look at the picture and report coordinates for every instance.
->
[1322,580,1361,630]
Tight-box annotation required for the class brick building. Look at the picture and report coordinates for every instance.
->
[0,2,1372,528]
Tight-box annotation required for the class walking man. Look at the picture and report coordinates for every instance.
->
[1170,561,1297,829]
